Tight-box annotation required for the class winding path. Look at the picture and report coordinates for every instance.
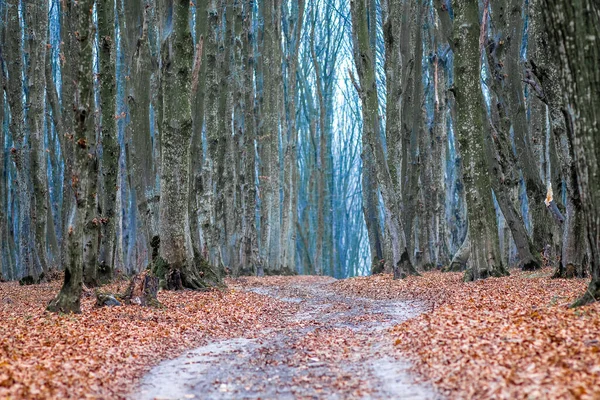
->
[131,276,439,399]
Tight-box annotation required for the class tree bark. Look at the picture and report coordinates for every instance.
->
[529,0,588,279]
[351,0,417,279]
[452,0,507,281]
[280,0,304,276]
[6,0,36,280]
[97,0,119,282]
[537,0,600,305]
[154,0,219,290]
[25,0,50,278]
[48,0,96,313]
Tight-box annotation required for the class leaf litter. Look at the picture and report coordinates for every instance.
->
[333,268,600,399]
[2,270,597,399]
[0,279,295,399]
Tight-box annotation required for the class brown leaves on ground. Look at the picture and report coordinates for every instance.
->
[0,280,294,399]
[334,269,600,399]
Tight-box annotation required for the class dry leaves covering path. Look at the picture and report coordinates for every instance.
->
[0,279,296,399]
[132,276,437,400]
[334,269,600,399]
[4,270,594,399]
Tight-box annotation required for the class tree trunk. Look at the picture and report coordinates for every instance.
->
[126,0,157,272]
[529,1,587,279]
[97,0,119,282]
[6,0,36,280]
[154,0,219,290]
[242,0,260,275]
[537,0,600,305]
[48,0,96,313]
[351,0,416,279]
[485,0,542,271]
[25,0,50,278]
[280,0,304,276]
[452,0,507,281]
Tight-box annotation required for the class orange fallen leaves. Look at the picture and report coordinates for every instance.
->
[335,269,600,399]
[0,280,293,399]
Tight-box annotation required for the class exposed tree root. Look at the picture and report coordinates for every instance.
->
[393,250,420,280]
[570,279,600,308]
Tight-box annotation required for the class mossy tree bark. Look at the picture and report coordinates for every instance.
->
[6,0,36,280]
[25,0,50,278]
[48,0,95,313]
[484,0,542,271]
[452,0,507,281]
[97,0,119,282]
[529,0,588,279]
[351,0,417,279]
[537,0,600,305]
[155,0,219,290]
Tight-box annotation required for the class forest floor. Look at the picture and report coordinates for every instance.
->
[132,276,436,400]
[0,269,599,399]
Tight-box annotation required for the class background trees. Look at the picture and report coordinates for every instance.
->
[0,0,598,310]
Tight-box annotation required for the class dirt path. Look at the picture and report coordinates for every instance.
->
[131,276,439,400]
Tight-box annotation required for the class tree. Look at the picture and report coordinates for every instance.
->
[451,0,507,281]
[48,0,96,313]
[537,0,600,305]
[153,0,219,289]
[350,0,417,279]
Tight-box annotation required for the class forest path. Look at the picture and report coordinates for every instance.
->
[131,276,439,400]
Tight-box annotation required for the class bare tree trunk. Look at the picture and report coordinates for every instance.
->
[97,0,119,282]
[0,8,7,279]
[242,0,260,275]
[400,0,424,268]
[451,0,507,281]
[351,0,416,279]
[483,0,542,272]
[6,0,35,280]
[25,0,50,278]
[48,0,95,313]
[537,0,600,305]
[310,11,326,276]
[529,1,587,279]
[280,0,304,275]
[154,0,219,290]
[125,0,157,272]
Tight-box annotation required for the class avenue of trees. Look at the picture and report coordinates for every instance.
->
[0,0,598,312]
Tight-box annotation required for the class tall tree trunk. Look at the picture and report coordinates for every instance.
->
[154,0,219,290]
[242,0,260,275]
[399,0,424,268]
[6,0,35,280]
[351,0,416,279]
[0,3,7,279]
[529,1,587,279]
[485,0,543,271]
[311,11,326,276]
[280,0,304,275]
[48,0,96,313]
[25,0,50,278]
[97,0,119,282]
[451,0,507,281]
[256,0,282,274]
[203,0,222,268]
[215,0,234,271]
[537,0,600,305]
[126,0,157,272]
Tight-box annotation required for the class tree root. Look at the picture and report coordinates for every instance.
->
[570,279,600,308]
